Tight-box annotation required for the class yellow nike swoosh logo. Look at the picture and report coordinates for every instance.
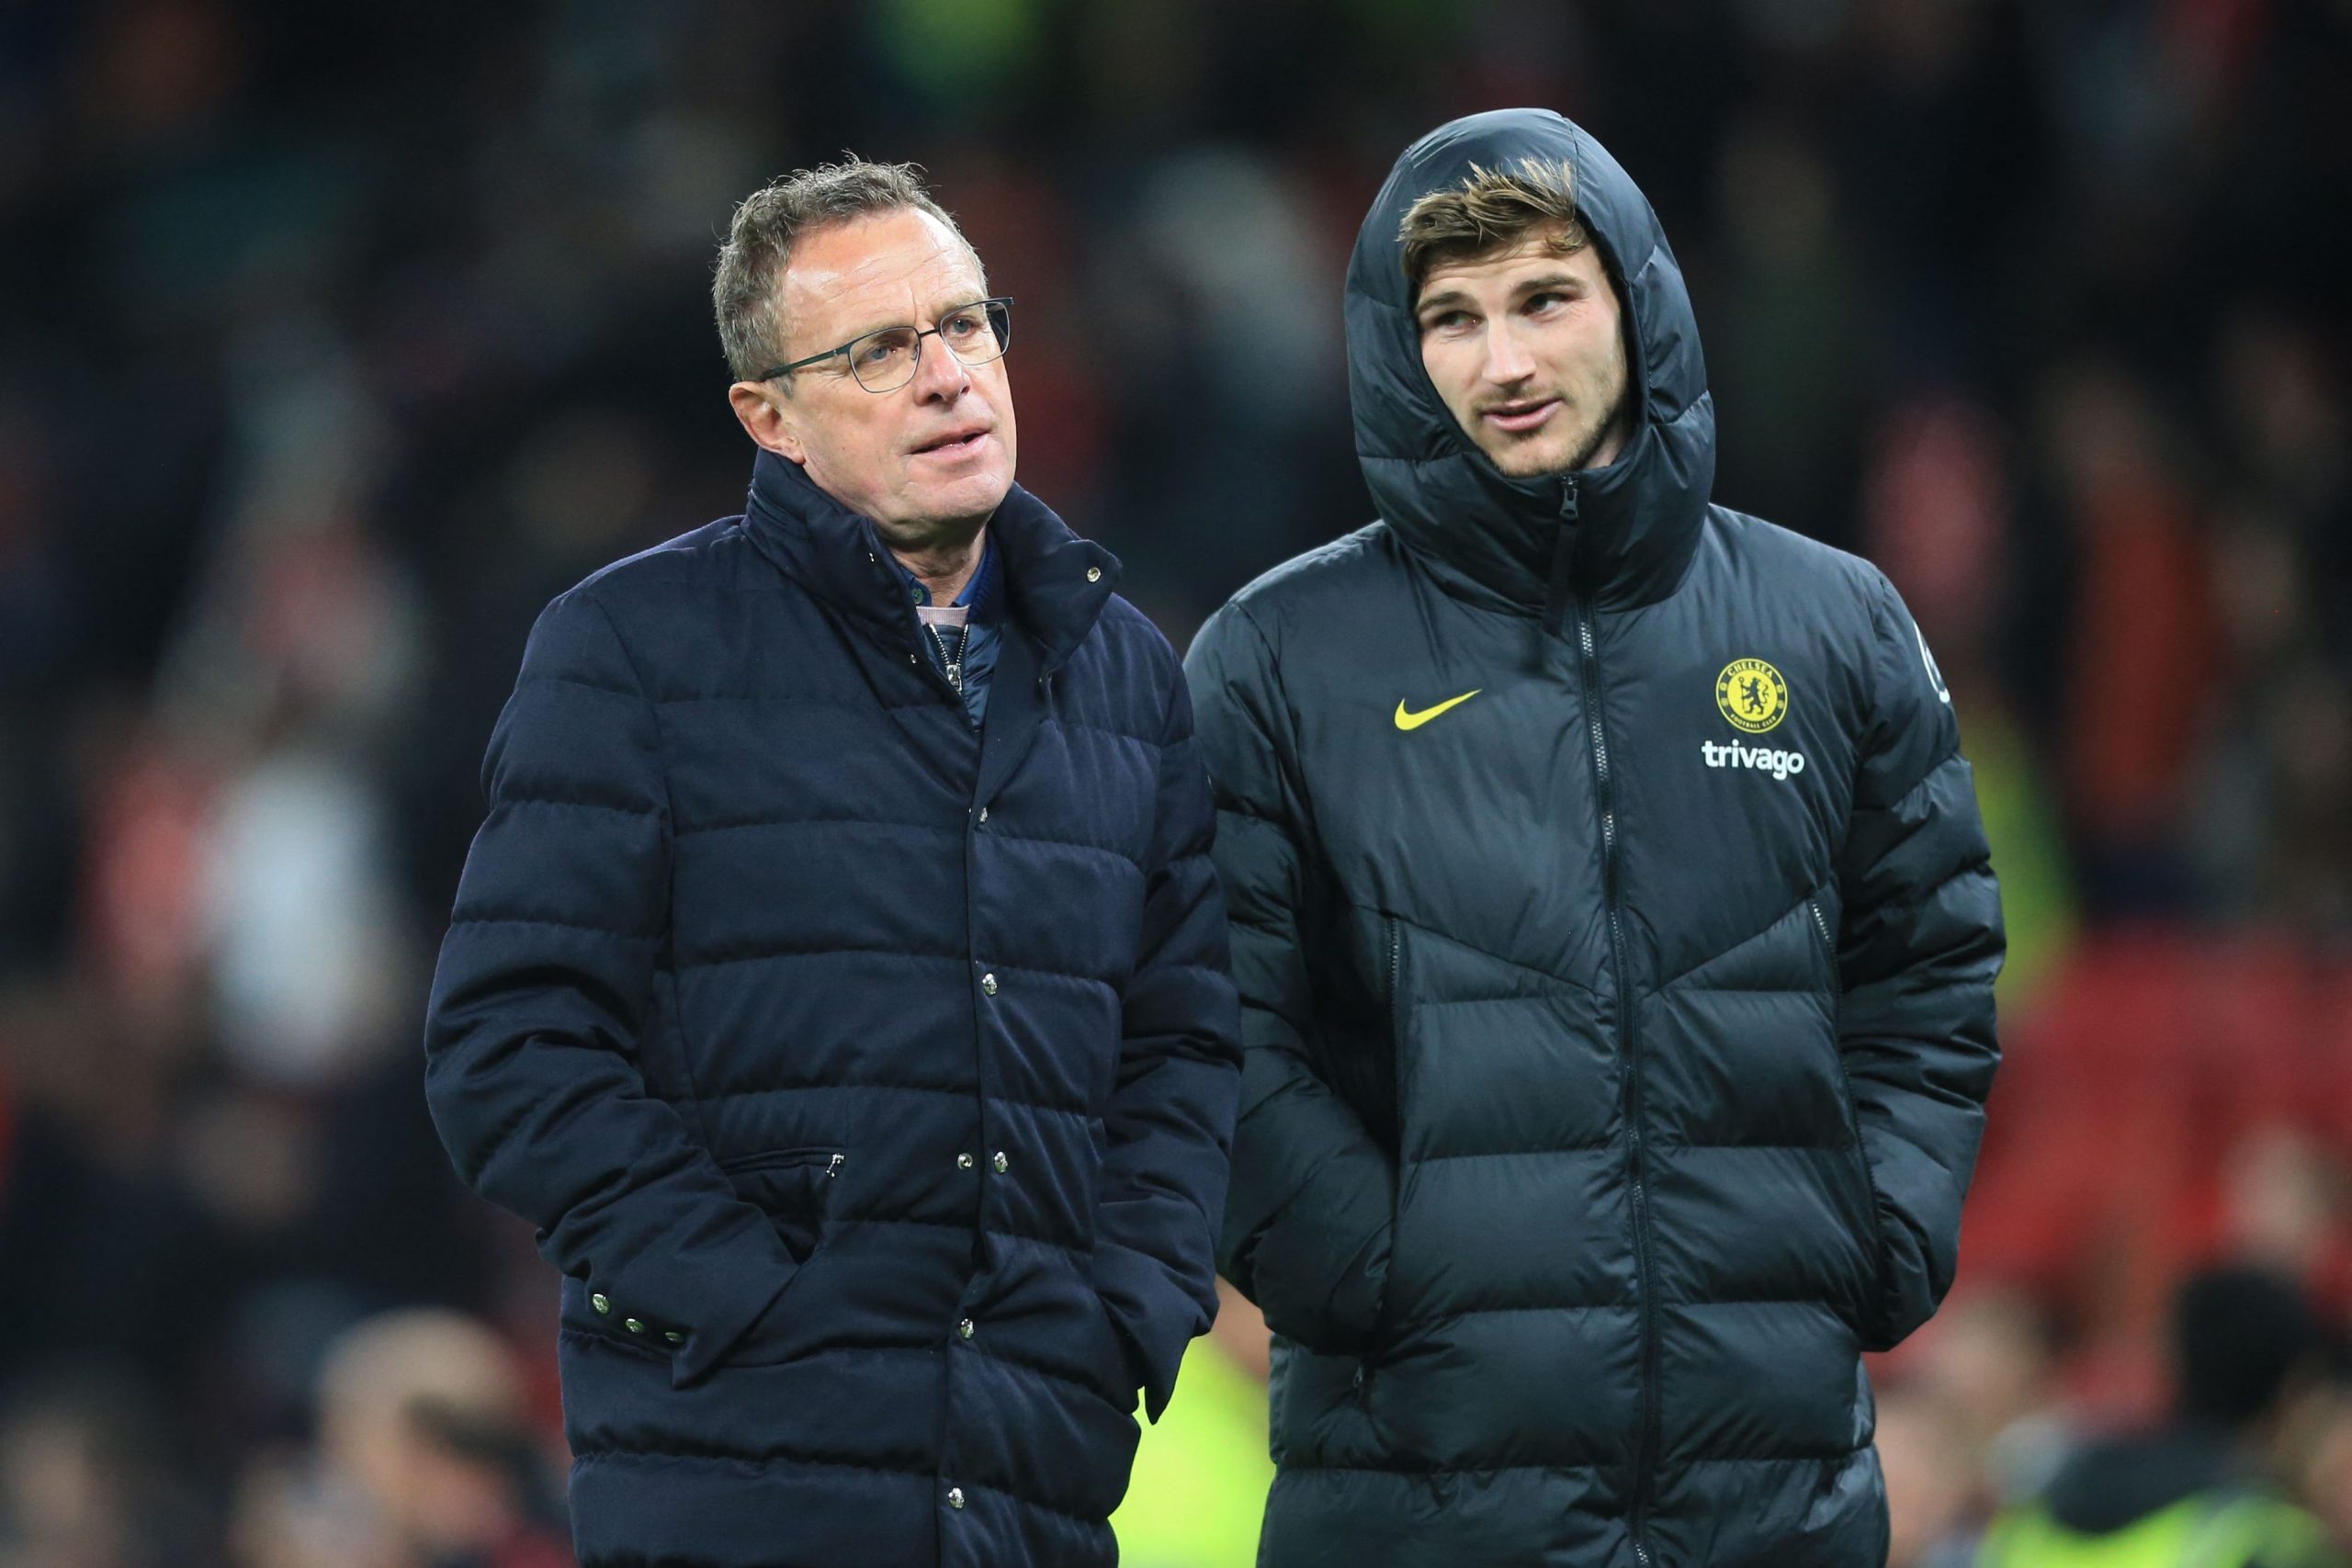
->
[1394,689,1483,730]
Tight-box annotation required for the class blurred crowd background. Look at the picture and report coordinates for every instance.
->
[2,0,2349,1563]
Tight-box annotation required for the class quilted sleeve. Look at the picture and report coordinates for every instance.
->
[422,587,803,1388]
[1093,646,1244,1423]
[1835,570,2006,1351]
[1184,602,1396,1354]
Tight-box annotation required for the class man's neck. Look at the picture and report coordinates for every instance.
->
[892,525,988,606]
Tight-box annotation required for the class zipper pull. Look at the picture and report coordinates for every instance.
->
[824,1154,844,1178]
[1543,477,1581,637]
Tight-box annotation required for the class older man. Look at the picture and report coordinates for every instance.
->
[1190,109,2002,1564]
[424,159,1240,1568]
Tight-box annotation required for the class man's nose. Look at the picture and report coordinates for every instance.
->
[1483,321,1536,384]
[910,333,972,401]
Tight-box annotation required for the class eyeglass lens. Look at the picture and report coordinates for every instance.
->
[847,300,1011,390]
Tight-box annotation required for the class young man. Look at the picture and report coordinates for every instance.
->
[1189,108,2004,1564]
[424,160,1240,1568]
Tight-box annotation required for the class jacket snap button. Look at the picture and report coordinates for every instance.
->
[991,1150,1009,1174]
[1086,566,1102,582]
[624,1318,644,1334]
[664,1330,683,1344]
[977,806,988,824]
[590,1292,610,1314]
[947,1486,966,1510]
[956,1151,975,1170]
[958,1318,975,1339]
[979,973,997,996]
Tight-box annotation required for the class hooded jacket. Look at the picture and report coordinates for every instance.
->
[1185,108,2002,1566]
[424,451,1240,1568]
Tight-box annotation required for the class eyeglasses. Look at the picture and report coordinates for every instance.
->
[758,297,1014,393]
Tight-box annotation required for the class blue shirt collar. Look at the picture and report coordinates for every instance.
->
[894,533,999,617]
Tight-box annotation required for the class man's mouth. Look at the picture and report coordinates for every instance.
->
[1481,398,1562,434]
[912,427,992,457]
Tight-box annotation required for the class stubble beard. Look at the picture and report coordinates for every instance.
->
[1562,379,1632,474]
[1484,382,1633,479]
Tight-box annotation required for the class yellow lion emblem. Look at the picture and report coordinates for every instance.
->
[1714,658,1789,734]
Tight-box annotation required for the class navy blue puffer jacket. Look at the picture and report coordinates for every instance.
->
[1188,109,2003,1565]
[424,450,1241,1568]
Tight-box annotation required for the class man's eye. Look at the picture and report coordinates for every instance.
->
[1526,292,1566,312]
[943,312,982,339]
[1425,311,1473,333]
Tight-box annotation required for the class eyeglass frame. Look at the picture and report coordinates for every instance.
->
[754,296,1015,391]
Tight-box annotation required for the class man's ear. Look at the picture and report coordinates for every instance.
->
[728,381,804,462]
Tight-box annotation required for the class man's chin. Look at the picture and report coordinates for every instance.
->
[1480,436,1577,479]
[877,470,1013,543]
[937,467,1013,520]
[1476,420,1621,479]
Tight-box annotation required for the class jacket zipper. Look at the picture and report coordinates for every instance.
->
[1567,481,1658,1568]
[864,542,963,708]
[718,1147,845,1178]
[923,621,966,696]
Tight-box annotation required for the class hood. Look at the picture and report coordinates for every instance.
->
[1346,107,1714,615]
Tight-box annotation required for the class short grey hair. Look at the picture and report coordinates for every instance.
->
[711,157,982,383]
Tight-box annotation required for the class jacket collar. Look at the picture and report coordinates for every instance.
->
[1346,107,1714,615]
[741,448,1118,675]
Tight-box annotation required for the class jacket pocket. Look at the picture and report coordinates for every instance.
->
[1811,898,1888,1335]
[1806,897,1843,1010]
[1370,914,1405,1349]
[559,1272,680,1362]
[718,1145,843,1264]
[1083,1292,1146,1417]
[1383,912,1405,1106]
[1808,899,1858,1138]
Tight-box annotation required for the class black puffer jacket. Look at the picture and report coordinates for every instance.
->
[1185,108,2003,1566]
